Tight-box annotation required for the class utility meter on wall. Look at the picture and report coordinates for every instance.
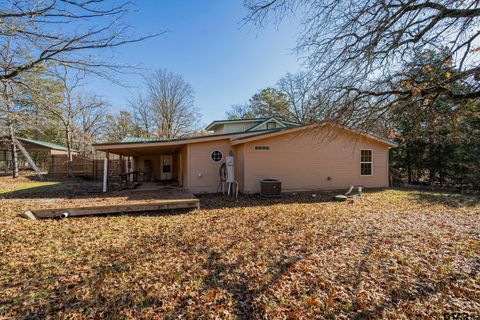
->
[226,156,234,183]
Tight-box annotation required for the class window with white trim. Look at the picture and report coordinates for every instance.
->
[211,150,223,162]
[360,150,373,176]
[267,122,276,129]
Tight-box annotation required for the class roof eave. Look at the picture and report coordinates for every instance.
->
[204,118,265,131]
[93,130,272,150]
[231,123,398,147]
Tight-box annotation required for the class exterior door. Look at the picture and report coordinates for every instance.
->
[160,155,173,180]
[143,159,153,181]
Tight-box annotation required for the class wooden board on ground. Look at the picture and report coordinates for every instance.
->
[23,189,200,220]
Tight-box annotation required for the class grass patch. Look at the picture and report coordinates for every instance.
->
[0,181,61,194]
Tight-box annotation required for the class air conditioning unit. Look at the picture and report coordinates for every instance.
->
[260,179,281,197]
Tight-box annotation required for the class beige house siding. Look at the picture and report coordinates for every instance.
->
[186,139,233,193]
[179,145,188,187]
[216,121,260,134]
[233,144,245,192]
[240,127,390,193]
[100,124,392,194]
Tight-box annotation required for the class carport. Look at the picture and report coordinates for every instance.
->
[94,138,189,192]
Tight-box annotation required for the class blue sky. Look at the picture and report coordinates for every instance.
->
[86,1,301,126]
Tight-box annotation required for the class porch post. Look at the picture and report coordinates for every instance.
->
[103,151,109,192]
[130,156,135,171]
[178,152,182,187]
[130,156,136,182]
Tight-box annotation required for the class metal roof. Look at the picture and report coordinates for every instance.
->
[17,137,69,151]
[121,137,173,143]
[205,117,300,131]
[95,131,263,147]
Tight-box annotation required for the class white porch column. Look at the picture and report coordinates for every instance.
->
[103,151,109,192]
[130,156,135,171]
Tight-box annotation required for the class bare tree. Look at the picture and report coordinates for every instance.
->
[244,0,480,129]
[277,72,330,124]
[104,110,136,142]
[146,69,201,138]
[0,0,162,178]
[0,51,59,178]
[129,93,154,137]
[1,85,19,177]
[0,0,161,83]
[46,68,107,176]
[74,93,108,157]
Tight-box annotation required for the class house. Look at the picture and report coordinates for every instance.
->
[93,117,397,194]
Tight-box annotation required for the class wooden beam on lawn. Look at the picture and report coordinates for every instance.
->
[24,199,200,220]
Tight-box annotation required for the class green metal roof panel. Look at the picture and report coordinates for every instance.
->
[121,137,174,143]
[205,117,301,131]
[95,130,271,146]
[17,137,69,151]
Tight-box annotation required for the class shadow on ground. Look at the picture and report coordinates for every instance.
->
[407,190,480,208]
[1,177,376,210]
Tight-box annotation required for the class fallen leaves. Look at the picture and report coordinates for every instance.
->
[0,176,479,319]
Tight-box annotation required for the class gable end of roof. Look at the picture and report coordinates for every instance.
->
[231,123,398,147]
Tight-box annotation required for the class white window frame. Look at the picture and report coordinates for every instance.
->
[360,149,373,176]
[210,150,223,163]
[266,122,276,129]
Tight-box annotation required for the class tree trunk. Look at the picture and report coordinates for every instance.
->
[66,128,74,178]
[10,135,18,178]
[439,155,443,188]
[406,144,412,184]
[6,108,18,178]
[3,150,8,174]
[428,138,435,186]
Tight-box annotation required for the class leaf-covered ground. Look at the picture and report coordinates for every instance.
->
[1,176,479,319]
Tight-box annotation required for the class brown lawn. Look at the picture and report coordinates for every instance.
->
[0,174,479,319]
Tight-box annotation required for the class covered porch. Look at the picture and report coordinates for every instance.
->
[97,142,187,192]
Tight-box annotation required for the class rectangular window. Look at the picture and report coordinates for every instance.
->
[360,150,373,176]
[255,146,270,151]
[267,122,276,129]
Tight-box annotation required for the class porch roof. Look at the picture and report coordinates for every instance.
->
[93,122,397,156]
[93,131,265,156]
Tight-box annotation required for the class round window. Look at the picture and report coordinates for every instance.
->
[211,150,223,162]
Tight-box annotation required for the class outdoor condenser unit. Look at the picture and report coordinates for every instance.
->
[260,179,282,197]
